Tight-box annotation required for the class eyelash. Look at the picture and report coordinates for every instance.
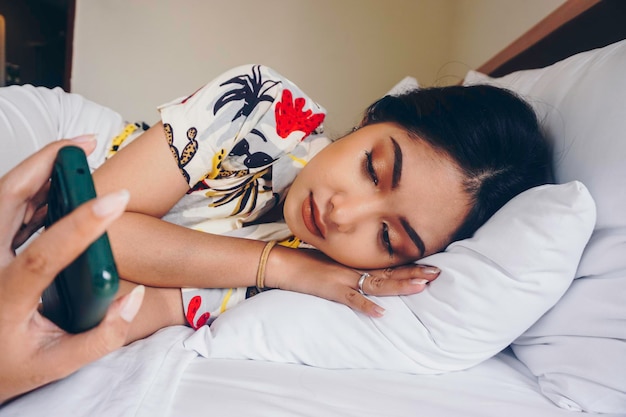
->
[364,151,394,257]
[364,151,379,186]
[382,223,394,257]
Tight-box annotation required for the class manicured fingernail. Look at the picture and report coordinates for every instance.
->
[92,189,130,218]
[411,278,429,285]
[120,285,145,322]
[70,134,97,143]
[373,306,386,317]
[419,266,440,274]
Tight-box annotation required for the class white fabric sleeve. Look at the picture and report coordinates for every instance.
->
[158,64,326,187]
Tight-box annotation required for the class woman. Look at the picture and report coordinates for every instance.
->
[89,64,551,342]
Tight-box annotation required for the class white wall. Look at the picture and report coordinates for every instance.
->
[72,0,451,137]
[72,0,565,135]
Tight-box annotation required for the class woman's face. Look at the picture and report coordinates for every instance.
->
[283,122,472,269]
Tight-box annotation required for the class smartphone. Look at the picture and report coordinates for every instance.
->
[41,145,119,333]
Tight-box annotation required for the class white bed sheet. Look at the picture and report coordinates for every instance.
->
[3,325,618,417]
[172,351,578,417]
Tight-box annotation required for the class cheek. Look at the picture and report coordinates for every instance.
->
[283,188,305,237]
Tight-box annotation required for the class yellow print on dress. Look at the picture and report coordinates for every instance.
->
[205,168,272,216]
[107,123,137,158]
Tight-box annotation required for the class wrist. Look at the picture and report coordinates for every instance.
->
[255,240,278,289]
[262,244,292,290]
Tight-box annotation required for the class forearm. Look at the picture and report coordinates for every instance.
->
[108,212,270,288]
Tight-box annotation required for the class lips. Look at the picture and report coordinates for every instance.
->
[302,192,325,239]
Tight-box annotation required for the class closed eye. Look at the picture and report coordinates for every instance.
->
[381,222,394,258]
[363,151,379,186]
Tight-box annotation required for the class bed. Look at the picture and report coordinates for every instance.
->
[2,1,625,415]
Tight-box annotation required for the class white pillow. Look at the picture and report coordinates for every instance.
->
[464,39,626,413]
[185,181,595,374]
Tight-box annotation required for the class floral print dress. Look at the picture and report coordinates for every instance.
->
[155,65,329,328]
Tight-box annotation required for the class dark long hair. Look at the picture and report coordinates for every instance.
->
[360,85,552,242]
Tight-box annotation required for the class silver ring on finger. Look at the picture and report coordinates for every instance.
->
[357,272,371,295]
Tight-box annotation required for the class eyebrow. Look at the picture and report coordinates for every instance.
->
[390,137,403,189]
[400,217,426,257]
[389,137,424,256]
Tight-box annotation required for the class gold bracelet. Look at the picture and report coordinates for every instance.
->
[256,240,278,289]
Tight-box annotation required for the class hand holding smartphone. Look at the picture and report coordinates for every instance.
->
[41,146,119,333]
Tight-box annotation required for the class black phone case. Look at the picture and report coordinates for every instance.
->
[41,146,119,333]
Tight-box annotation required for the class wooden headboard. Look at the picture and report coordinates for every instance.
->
[477,0,626,77]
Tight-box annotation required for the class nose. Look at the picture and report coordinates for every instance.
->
[327,192,383,233]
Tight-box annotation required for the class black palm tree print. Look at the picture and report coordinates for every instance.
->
[229,128,274,169]
[214,65,280,121]
[207,168,272,216]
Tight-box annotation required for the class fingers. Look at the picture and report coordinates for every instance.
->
[343,264,440,318]
[342,290,387,318]
[12,204,47,250]
[5,189,129,310]
[38,285,145,381]
[20,180,50,229]
[360,264,441,297]
[376,264,441,281]
[0,136,97,247]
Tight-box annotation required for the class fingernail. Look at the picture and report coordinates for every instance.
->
[120,285,145,322]
[373,306,386,317]
[419,266,440,274]
[411,278,429,285]
[92,189,130,218]
[70,134,97,143]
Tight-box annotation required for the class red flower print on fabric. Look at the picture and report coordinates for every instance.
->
[186,295,211,329]
[275,89,325,140]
